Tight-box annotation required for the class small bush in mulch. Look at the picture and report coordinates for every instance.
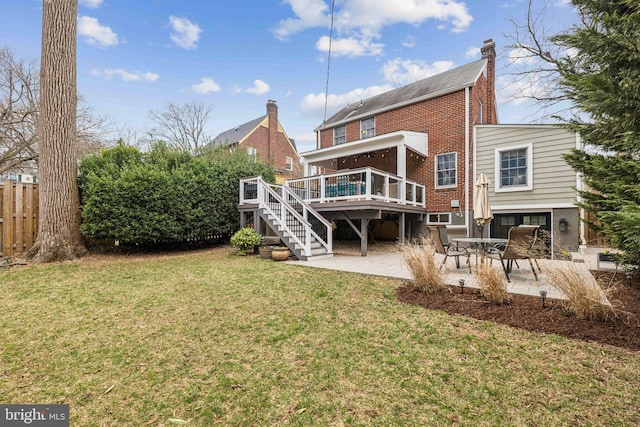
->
[396,271,640,351]
[477,264,512,305]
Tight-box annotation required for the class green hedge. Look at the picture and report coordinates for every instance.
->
[78,142,275,245]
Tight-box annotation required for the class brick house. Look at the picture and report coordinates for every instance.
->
[299,39,497,235]
[213,100,302,182]
[239,39,593,259]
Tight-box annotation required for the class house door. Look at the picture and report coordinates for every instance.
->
[491,212,551,254]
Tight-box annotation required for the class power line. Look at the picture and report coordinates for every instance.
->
[323,0,336,124]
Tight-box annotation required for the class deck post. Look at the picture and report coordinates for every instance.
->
[360,219,369,257]
[398,212,406,243]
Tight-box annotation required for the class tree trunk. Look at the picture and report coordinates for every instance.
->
[27,0,86,262]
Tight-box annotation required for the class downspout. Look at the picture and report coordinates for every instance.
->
[465,87,470,236]
[576,132,586,252]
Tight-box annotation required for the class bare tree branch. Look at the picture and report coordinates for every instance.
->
[0,46,110,177]
[501,0,580,120]
[148,100,213,153]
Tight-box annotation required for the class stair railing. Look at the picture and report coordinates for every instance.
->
[240,176,333,257]
[280,185,332,255]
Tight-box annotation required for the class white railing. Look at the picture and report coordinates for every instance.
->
[284,167,426,207]
[239,176,332,257]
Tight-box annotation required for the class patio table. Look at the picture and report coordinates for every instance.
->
[452,237,508,265]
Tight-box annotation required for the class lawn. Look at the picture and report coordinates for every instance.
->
[1,247,639,426]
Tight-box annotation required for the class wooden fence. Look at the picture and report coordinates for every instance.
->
[1,181,39,257]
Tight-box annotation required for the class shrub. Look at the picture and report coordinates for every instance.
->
[230,228,262,255]
[542,260,618,321]
[401,238,447,294]
[79,142,275,246]
[477,264,512,305]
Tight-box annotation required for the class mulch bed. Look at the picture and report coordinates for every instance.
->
[396,271,640,351]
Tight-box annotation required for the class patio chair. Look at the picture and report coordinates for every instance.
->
[485,226,541,282]
[428,226,471,273]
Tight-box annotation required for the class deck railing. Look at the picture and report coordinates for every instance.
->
[239,176,332,257]
[284,167,426,207]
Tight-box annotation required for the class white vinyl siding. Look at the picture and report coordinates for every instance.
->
[475,125,579,206]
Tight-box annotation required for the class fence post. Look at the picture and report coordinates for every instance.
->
[3,180,13,256]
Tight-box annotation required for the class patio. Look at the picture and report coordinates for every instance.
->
[287,246,603,301]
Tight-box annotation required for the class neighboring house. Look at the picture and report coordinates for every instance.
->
[0,171,37,183]
[238,39,587,259]
[474,124,582,256]
[213,100,302,182]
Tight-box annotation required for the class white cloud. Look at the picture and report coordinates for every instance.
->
[335,0,472,33]
[91,68,159,82]
[79,0,103,8]
[300,85,393,118]
[315,36,383,57]
[402,36,416,48]
[245,79,270,96]
[506,47,539,65]
[465,47,481,59]
[192,78,221,94]
[381,58,454,85]
[496,74,547,106]
[78,16,118,47]
[273,0,329,41]
[292,132,317,153]
[275,0,473,55]
[169,16,202,49]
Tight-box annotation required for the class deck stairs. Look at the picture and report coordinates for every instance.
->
[241,177,333,261]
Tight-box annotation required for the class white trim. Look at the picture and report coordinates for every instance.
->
[476,123,561,129]
[435,152,457,188]
[491,203,577,211]
[333,125,346,145]
[360,117,375,139]
[494,143,533,192]
[300,130,428,164]
[426,212,452,225]
[465,87,470,235]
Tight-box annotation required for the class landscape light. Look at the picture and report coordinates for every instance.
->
[626,271,633,287]
[459,278,465,294]
[539,290,547,308]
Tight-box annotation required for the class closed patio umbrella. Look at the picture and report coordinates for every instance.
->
[473,172,493,239]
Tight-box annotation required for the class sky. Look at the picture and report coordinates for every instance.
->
[0,0,577,154]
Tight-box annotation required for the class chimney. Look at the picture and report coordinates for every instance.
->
[266,100,278,162]
[481,39,496,123]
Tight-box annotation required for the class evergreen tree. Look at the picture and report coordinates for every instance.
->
[557,0,640,264]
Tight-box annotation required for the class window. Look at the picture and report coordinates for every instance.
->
[478,101,483,124]
[333,126,346,145]
[285,156,294,171]
[435,153,457,188]
[360,117,375,139]
[495,143,533,192]
[427,213,451,224]
[247,146,257,162]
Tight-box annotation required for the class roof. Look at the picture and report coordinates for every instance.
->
[212,115,266,147]
[317,59,487,130]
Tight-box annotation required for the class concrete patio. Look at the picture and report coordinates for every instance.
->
[288,245,618,301]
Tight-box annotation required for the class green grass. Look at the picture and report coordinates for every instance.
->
[1,248,640,426]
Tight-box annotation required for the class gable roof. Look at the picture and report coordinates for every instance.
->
[212,115,267,147]
[317,58,487,130]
